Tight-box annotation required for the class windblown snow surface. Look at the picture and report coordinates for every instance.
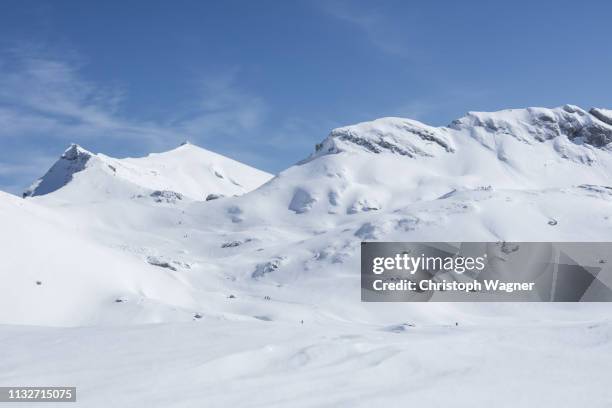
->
[2,105,612,407]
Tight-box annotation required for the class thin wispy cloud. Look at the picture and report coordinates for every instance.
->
[0,47,168,144]
[320,1,411,58]
[0,46,269,142]
[0,155,54,177]
[174,71,268,140]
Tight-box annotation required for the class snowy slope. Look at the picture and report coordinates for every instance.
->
[2,105,612,406]
[2,319,612,408]
[0,191,198,326]
[24,142,273,201]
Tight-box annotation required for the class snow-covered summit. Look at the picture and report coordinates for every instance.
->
[310,106,612,163]
[309,117,455,160]
[285,106,612,215]
[24,142,273,201]
[61,143,93,160]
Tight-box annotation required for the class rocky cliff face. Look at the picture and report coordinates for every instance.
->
[23,144,93,198]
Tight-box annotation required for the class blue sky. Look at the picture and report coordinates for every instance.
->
[1,0,611,194]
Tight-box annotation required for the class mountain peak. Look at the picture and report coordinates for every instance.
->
[24,141,273,200]
[61,143,93,161]
[306,117,455,162]
[24,144,97,198]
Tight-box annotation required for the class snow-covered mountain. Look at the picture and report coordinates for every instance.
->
[3,104,612,327]
[2,106,612,406]
[215,104,612,244]
[23,142,273,201]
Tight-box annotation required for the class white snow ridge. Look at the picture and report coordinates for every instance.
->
[24,141,273,201]
[3,106,612,407]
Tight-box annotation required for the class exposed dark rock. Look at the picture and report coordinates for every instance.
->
[146,256,177,271]
[590,108,612,126]
[252,257,284,279]
[150,190,184,203]
[221,238,252,248]
[206,193,225,201]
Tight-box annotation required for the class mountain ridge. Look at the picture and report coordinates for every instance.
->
[22,105,612,201]
[23,141,274,201]
[310,105,612,161]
